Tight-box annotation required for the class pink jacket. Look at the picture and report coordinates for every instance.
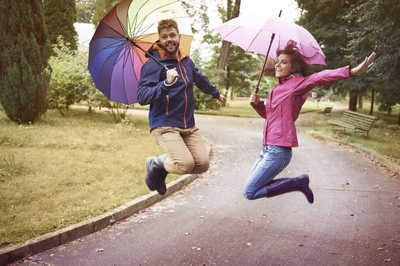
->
[252,66,351,147]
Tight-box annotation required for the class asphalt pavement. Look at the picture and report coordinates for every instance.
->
[12,113,400,266]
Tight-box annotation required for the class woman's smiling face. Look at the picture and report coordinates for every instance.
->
[275,54,292,78]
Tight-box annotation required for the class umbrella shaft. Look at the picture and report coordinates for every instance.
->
[256,33,276,94]
[128,39,168,71]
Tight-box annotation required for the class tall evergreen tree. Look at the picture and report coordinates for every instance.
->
[0,1,50,123]
[44,0,77,50]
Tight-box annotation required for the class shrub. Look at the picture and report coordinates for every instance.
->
[47,40,101,114]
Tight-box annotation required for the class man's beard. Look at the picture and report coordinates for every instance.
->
[161,41,179,55]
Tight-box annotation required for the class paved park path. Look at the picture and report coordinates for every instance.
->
[13,113,400,266]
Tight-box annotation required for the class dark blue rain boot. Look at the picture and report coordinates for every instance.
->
[145,155,168,195]
[153,155,168,195]
[266,174,314,203]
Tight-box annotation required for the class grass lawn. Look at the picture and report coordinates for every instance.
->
[0,108,179,247]
[147,97,333,118]
[297,110,400,167]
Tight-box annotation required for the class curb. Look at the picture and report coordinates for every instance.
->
[1,143,212,265]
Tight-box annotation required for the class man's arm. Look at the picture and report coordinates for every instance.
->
[191,60,220,99]
[137,62,168,105]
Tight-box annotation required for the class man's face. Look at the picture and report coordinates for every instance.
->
[158,27,180,55]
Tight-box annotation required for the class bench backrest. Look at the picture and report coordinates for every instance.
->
[342,111,378,131]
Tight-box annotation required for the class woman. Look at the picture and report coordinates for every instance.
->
[243,42,376,203]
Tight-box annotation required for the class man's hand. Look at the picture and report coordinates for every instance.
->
[166,68,179,84]
[350,52,376,76]
[217,94,226,104]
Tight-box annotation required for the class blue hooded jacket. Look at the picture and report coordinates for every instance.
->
[137,48,220,130]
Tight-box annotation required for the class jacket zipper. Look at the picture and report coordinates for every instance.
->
[165,95,169,115]
[177,59,188,128]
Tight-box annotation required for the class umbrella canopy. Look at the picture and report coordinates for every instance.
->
[215,15,326,65]
[88,0,192,104]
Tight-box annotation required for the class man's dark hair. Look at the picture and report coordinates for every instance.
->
[157,19,179,33]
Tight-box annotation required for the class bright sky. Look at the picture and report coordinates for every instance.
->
[209,0,300,27]
[239,0,300,22]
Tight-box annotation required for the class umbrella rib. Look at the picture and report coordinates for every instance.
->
[124,43,137,101]
[246,28,274,56]
[96,42,127,95]
[91,39,126,59]
[129,0,151,37]
[217,24,242,42]
[131,0,179,38]
[100,19,127,39]
[119,44,131,101]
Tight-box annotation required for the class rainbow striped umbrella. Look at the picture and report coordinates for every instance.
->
[88,0,192,104]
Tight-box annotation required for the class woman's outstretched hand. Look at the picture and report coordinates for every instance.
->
[350,52,376,76]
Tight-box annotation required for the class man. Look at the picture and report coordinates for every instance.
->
[137,19,225,195]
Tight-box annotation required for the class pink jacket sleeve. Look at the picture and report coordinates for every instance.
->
[250,101,266,118]
[293,66,351,95]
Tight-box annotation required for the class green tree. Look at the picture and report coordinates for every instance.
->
[296,0,360,110]
[0,1,50,124]
[76,0,96,23]
[345,0,400,120]
[212,0,262,99]
[92,0,118,25]
[44,0,77,50]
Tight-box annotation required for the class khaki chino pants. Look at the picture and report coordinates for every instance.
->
[151,127,209,174]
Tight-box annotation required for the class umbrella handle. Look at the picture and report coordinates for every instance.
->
[128,38,168,71]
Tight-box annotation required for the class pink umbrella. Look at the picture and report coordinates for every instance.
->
[215,13,326,92]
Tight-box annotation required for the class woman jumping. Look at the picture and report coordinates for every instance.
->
[243,42,376,203]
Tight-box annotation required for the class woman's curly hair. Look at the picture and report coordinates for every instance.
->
[277,41,308,76]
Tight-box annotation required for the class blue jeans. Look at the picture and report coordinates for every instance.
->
[243,145,292,200]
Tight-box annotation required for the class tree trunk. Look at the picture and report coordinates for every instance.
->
[349,91,358,111]
[217,0,241,69]
[369,88,375,115]
[358,94,363,109]
[226,65,231,96]
[217,41,231,69]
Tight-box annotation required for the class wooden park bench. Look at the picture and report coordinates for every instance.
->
[322,106,333,113]
[328,110,378,136]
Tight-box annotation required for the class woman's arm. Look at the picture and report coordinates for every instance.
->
[293,52,376,96]
[250,92,266,118]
